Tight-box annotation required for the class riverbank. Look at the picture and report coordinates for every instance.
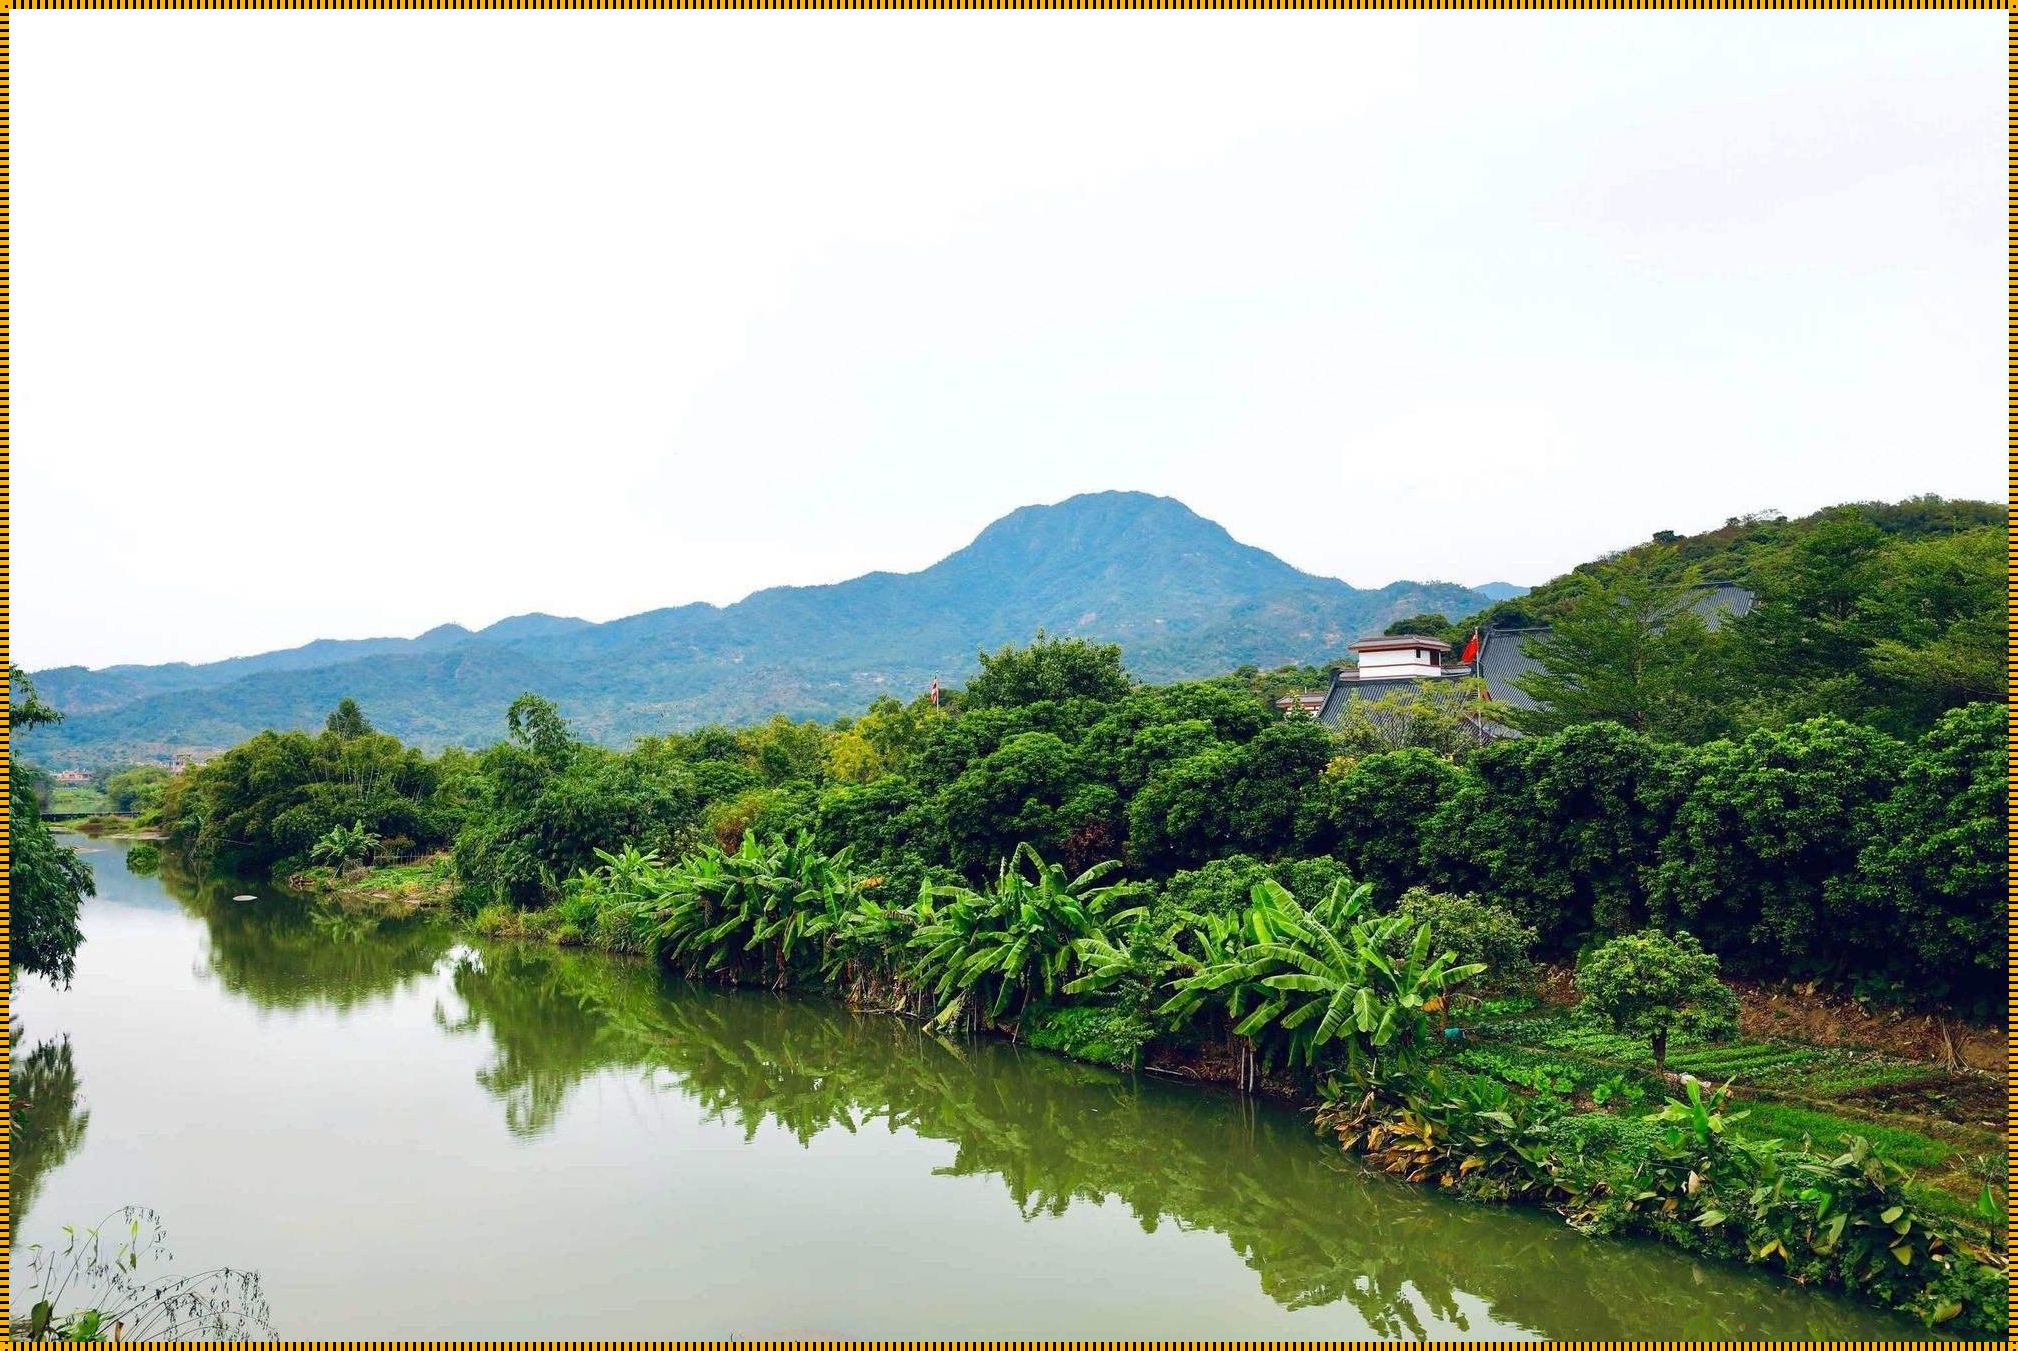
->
[284,856,460,909]
[55,814,163,840]
[248,848,2006,1335]
[22,839,1924,1338]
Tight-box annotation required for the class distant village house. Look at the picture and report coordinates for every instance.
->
[1313,583,1756,736]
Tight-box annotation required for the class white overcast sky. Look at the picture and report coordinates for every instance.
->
[16,12,2007,670]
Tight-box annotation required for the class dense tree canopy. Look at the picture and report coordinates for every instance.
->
[11,668,91,985]
[152,603,2006,1013]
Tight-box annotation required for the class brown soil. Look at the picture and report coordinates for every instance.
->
[1834,1072,2008,1134]
[1729,978,2005,1075]
[1537,962,2006,1074]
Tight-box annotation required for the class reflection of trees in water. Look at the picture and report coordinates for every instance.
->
[11,1027,91,1233]
[161,860,453,1012]
[434,946,1898,1338]
[435,944,686,1138]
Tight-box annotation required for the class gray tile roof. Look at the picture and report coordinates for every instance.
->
[1315,582,1753,734]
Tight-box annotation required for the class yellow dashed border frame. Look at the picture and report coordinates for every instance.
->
[0,1,2008,1343]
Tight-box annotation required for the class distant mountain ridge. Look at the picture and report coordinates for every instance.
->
[26,492,1497,764]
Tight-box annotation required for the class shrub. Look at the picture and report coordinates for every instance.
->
[1577,929,1739,1072]
[1387,888,1538,995]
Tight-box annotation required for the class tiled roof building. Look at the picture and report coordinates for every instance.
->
[1315,582,1755,735]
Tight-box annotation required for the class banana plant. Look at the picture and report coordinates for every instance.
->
[1167,879,1485,1074]
[909,843,1147,1030]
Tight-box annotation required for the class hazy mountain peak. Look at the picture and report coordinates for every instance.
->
[26,492,1497,761]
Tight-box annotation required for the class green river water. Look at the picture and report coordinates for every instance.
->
[10,835,1920,1338]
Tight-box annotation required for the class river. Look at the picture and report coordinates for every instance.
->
[11,835,1919,1338]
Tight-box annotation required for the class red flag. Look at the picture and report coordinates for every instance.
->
[1459,629,1481,664]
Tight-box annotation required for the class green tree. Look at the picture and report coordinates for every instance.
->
[1382,613,1455,641]
[1128,719,1333,872]
[10,668,91,986]
[1848,703,2006,1008]
[455,699,701,907]
[963,633,1131,710]
[1509,549,1731,742]
[102,764,173,815]
[1298,749,1462,902]
[1327,676,1506,761]
[1648,716,1906,977]
[11,666,63,731]
[937,731,1115,877]
[323,697,374,740]
[1386,888,1538,996]
[1424,723,1678,949]
[1576,928,1739,1072]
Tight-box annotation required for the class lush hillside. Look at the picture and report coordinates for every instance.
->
[1427,496,2005,739]
[25,492,1491,764]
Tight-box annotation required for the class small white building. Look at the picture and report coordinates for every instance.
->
[1342,634,1453,680]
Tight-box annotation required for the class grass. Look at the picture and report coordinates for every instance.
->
[291,855,459,908]
[50,786,109,815]
[1728,1099,1956,1171]
[1471,1003,2003,1236]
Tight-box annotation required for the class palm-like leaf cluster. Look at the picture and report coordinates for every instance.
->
[308,819,380,873]
[1166,879,1485,1073]
[909,843,1148,1029]
[620,832,864,987]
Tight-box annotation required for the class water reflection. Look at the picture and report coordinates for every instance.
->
[433,943,1907,1339]
[10,1028,91,1234]
[160,858,454,1012]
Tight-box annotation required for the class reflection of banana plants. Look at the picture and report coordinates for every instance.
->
[435,943,685,1138]
[11,1028,91,1230]
[423,936,1893,1339]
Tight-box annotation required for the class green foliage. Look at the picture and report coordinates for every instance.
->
[910,844,1148,1028]
[11,666,65,730]
[1387,889,1537,995]
[1128,719,1334,872]
[1022,1003,1158,1069]
[963,632,1131,710]
[138,620,2007,1006]
[14,1208,272,1341]
[1846,703,2006,1008]
[1317,1068,2006,1336]
[309,820,380,873]
[161,702,457,872]
[1425,722,1677,947]
[1648,717,1906,977]
[1298,749,1461,900]
[1577,929,1739,1070]
[1507,548,1733,742]
[1169,879,1485,1073]
[1326,677,1507,762]
[100,764,172,816]
[452,697,700,908]
[11,672,92,986]
[629,831,865,988]
[1382,613,1456,641]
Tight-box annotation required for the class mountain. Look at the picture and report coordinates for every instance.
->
[24,492,1496,765]
[1471,582,1530,602]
